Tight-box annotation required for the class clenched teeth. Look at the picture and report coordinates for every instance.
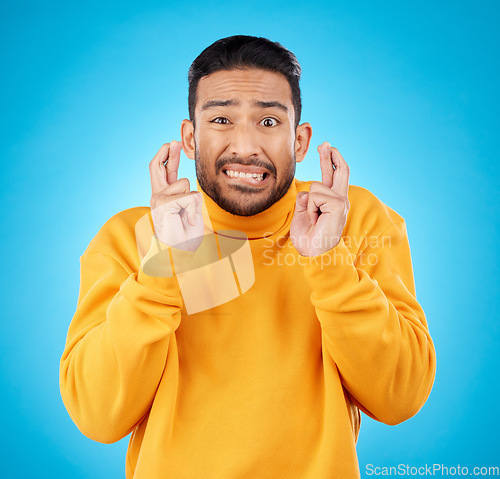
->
[225,170,265,181]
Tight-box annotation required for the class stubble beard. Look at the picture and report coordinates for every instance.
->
[195,148,296,217]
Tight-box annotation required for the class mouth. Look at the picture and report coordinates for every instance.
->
[221,164,271,186]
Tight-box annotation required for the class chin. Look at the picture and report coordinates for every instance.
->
[212,182,293,217]
[218,195,274,217]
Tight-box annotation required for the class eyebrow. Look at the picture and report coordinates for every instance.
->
[201,100,237,111]
[254,101,288,113]
[201,99,288,113]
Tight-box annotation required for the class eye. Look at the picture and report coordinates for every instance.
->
[260,117,279,127]
[211,117,230,125]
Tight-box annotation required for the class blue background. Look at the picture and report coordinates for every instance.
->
[1,0,499,477]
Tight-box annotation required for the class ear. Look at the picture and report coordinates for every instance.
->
[294,122,312,163]
[181,119,195,160]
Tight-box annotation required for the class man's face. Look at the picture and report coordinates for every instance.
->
[186,68,303,216]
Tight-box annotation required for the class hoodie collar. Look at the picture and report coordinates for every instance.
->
[198,179,298,240]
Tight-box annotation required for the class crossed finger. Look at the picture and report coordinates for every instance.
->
[149,141,183,195]
[318,141,350,197]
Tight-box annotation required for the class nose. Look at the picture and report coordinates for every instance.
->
[229,122,261,159]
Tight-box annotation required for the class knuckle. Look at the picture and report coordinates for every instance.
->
[308,189,318,198]
[164,183,175,195]
[309,181,322,192]
[179,178,190,190]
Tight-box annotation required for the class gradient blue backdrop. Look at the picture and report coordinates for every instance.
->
[1,1,499,477]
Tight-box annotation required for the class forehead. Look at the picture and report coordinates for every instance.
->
[196,68,293,108]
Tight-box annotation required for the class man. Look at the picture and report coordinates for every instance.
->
[60,35,436,478]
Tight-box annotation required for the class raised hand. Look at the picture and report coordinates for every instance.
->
[149,141,204,251]
[290,142,350,257]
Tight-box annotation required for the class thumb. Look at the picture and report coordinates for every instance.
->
[186,193,202,226]
[192,192,203,225]
[295,191,309,213]
[185,199,197,226]
[193,192,203,207]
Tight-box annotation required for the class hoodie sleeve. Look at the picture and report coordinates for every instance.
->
[303,220,436,425]
[59,213,184,444]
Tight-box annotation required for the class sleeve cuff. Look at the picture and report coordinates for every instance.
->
[140,235,197,277]
[302,238,359,296]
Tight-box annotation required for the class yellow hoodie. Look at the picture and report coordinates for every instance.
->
[60,179,436,478]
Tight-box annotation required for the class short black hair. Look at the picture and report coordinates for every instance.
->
[188,35,302,128]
